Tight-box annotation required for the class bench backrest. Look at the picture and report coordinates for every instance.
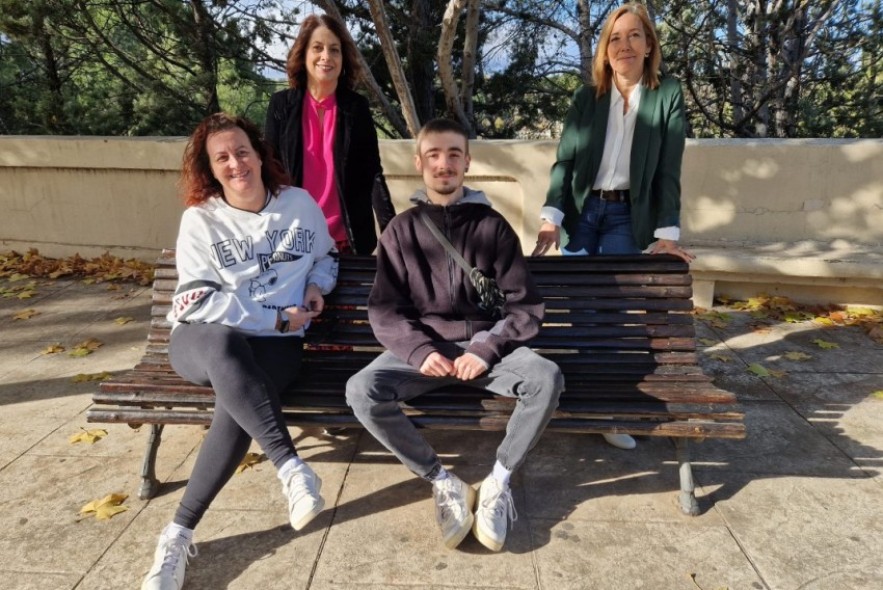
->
[148,249,697,375]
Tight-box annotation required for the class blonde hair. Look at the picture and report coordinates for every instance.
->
[592,2,661,97]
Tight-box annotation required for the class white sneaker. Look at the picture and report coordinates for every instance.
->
[432,475,476,549]
[602,433,637,450]
[473,476,517,552]
[141,527,197,590]
[282,462,325,531]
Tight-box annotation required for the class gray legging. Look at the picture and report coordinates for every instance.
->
[168,322,303,529]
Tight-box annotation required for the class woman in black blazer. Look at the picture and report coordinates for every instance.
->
[265,13,395,255]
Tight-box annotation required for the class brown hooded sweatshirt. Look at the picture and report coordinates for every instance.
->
[368,187,544,369]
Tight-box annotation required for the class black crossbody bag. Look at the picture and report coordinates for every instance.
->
[419,210,506,319]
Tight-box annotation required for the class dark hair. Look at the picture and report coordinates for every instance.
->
[179,113,289,208]
[416,118,470,155]
[285,13,363,90]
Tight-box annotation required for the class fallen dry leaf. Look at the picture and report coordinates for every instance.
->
[784,310,815,323]
[871,391,883,400]
[812,338,839,350]
[12,309,39,320]
[698,338,719,347]
[697,311,732,329]
[846,307,878,319]
[80,493,129,520]
[41,343,65,355]
[2,249,154,286]
[747,363,771,377]
[768,296,797,312]
[235,452,267,474]
[69,428,108,444]
[827,311,848,323]
[69,338,104,357]
[71,372,113,383]
[113,316,134,325]
[783,351,812,361]
[710,353,732,362]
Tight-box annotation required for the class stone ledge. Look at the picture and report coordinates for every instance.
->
[685,239,883,308]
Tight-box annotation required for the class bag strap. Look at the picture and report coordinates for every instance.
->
[418,210,474,276]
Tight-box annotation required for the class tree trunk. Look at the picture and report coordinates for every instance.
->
[727,0,744,125]
[190,0,220,115]
[407,0,436,123]
[438,0,471,133]
[577,0,593,83]
[459,0,479,130]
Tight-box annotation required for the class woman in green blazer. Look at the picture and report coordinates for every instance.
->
[534,2,693,450]
[534,2,693,264]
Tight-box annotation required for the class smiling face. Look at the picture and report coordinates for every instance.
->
[414,130,471,205]
[206,127,265,208]
[305,26,342,90]
[606,12,650,85]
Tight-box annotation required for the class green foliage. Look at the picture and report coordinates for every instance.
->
[0,0,273,135]
[2,0,881,138]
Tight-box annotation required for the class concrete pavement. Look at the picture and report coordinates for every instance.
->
[0,274,881,590]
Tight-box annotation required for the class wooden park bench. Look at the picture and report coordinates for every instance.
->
[87,249,745,515]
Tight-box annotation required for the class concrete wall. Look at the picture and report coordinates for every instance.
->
[1,136,881,304]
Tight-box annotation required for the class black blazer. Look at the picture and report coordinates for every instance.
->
[264,87,396,254]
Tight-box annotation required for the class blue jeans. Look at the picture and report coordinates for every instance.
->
[563,196,640,255]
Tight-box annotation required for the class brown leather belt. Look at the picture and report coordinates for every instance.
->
[591,189,630,202]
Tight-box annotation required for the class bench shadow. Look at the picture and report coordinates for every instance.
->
[0,367,148,407]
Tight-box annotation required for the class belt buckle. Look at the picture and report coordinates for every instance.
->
[600,190,620,202]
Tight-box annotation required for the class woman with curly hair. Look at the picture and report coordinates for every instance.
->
[141,112,338,590]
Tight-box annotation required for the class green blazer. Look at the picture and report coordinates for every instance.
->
[545,77,686,249]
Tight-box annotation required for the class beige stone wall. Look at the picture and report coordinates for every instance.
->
[1,136,881,302]
[2,135,880,260]
[0,137,184,259]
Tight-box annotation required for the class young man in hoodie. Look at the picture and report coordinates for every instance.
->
[345,118,564,552]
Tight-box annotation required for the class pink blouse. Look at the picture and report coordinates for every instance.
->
[301,93,346,245]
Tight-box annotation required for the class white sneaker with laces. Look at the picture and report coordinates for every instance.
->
[432,475,476,549]
[282,462,325,531]
[473,476,517,552]
[141,527,197,590]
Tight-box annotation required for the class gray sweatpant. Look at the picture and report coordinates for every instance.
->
[345,344,564,479]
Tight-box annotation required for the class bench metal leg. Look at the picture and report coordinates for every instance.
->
[674,437,700,516]
[139,423,163,500]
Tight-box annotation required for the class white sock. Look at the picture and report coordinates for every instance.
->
[491,461,512,488]
[164,522,193,542]
[431,466,451,484]
[277,456,306,481]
